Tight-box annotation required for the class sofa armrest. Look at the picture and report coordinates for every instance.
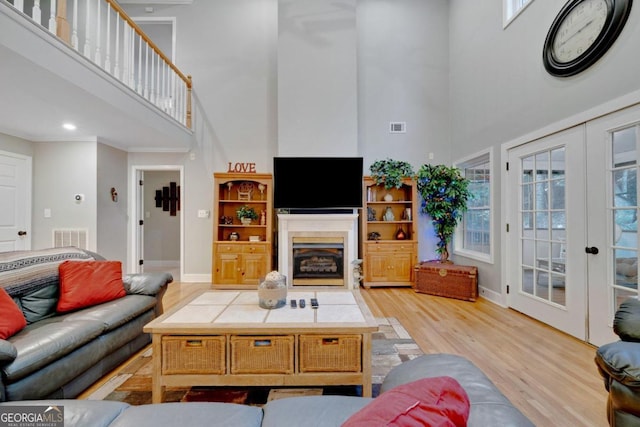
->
[596,341,640,388]
[614,298,640,342]
[0,340,17,363]
[123,272,172,316]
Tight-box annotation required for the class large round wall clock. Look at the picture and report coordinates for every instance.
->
[543,0,633,77]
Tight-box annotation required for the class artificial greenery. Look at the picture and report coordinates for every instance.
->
[236,205,258,220]
[369,158,415,190]
[416,164,471,262]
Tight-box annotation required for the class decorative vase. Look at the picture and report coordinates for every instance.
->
[383,207,395,221]
[229,232,239,241]
[384,193,393,202]
[258,273,287,309]
[241,217,252,225]
[395,227,406,240]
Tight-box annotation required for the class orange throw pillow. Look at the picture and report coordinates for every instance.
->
[57,260,126,313]
[0,288,27,339]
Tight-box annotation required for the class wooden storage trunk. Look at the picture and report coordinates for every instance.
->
[162,336,226,375]
[299,335,362,373]
[230,335,294,374]
[414,261,478,301]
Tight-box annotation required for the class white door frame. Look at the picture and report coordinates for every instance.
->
[129,164,184,278]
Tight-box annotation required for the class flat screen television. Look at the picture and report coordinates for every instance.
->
[273,157,363,210]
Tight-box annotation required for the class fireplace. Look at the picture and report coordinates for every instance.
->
[277,213,359,289]
[292,238,344,286]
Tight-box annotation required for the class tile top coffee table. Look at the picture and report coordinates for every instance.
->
[143,290,378,403]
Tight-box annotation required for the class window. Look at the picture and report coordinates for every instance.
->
[504,0,534,28]
[454,150,493,262]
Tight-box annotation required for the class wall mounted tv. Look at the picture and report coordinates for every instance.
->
[273,157,363,211]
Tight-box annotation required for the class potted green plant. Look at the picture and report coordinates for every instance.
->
[369,158,415,190]
[236,205,258,225]
[416,164,471,263]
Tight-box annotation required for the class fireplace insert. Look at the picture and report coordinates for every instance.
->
[292,241,344,285]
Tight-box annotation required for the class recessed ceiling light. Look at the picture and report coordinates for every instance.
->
[63,123,77,131]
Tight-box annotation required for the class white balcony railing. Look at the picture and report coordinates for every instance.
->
[7,0,192,128]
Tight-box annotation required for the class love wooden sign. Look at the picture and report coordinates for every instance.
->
[227,162,256,173]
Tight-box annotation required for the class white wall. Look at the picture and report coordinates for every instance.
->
[32,141,98,251]
[97,142,128,263]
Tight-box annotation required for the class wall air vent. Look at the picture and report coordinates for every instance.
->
[53,229,89,250]
[389,122,406,133]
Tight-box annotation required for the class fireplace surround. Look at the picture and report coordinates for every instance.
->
[277,212,359,289]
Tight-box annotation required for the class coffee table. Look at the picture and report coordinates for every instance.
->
[143,289,379,403]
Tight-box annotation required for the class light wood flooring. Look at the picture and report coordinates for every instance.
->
[82,282,609,427]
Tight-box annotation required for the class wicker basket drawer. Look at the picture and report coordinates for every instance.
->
[414,261,478,301]
[230,335,294,374]
[162,336,226,375]
[299,335,362,372]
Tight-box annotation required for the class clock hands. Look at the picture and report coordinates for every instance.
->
[557,18,595,48]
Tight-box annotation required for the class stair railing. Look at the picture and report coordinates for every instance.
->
[7,0,192,129]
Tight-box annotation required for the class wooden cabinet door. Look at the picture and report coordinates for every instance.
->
[241,253,266,285]
[390,252,413,282]
[366,252,390,282]
[216,253,240,284]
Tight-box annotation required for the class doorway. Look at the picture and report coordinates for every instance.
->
[130,165,183,281]
[0,151,31,252]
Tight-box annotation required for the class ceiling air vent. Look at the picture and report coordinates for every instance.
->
[389,122,406,133]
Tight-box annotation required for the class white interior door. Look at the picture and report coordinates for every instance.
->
[507,126,587,340]
[0,152,31,252]
[586,104,640,346]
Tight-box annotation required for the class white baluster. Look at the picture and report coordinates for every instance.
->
[137,35,143,94]
[13,1,24,13]
[105,3,111,73]
[114,13,120,80]
[94,0,101,67]
[145,44,150,100]
[48,0,57,34]
[130,26,136,89]
[32,0,41,26]
[83,0,91,58]
[71,0,79,50]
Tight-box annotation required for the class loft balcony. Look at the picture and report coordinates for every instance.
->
[0,0,193,152]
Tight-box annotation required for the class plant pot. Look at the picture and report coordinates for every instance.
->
[241,218,252,225]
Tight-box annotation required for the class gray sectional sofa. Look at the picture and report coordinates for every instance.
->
[0,247,172,402]
[0,354,534,426]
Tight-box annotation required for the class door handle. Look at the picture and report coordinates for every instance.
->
[17,230,27,236]
[585,246,599,255]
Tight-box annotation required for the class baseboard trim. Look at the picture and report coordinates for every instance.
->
[478,286,506,307]
[180,273,211,283]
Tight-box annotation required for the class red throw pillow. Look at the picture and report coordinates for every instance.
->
[0,288,27,339]
[342,376,470,427]
[57,260,126,313]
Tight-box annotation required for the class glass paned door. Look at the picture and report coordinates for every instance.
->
[507,126,587,340]
[587,105,640,346]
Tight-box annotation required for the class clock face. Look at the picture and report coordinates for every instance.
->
[551,0,608,63]
[543,0,633,77]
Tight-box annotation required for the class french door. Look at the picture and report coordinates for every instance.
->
[507,126,588,340]
[586,105,640,346]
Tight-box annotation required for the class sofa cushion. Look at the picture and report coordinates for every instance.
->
[109,402,263,427]
[0,288,26,339]
[2,318,105,381]
[342,377,470,427]
[62,294,157,332]
[614,298,640,342]
[57,261,126,313]
[262,395,372,427]
[596,341,640,387]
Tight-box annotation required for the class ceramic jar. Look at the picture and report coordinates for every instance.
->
[258,272,287,309]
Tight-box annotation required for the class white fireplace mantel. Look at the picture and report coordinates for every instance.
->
[277,213,359,289]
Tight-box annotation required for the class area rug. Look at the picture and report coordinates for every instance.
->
[86,317,423,405]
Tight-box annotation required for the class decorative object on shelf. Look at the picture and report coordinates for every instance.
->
[236,205,258,225]
[416,164,471,263]
[226,182,233,199]
[369,158,415,190]
[260,210,267,225]
[403,208,412,221]
[367,207,377,221]
[237,182,254,201]
[258,183,266,200]
[258,271,287,309]
[229,232,239,241]
[383,206,395,222]
[154,182,180,216]
[220,215,234,225]
[368,231,381,241]
[395,227,407,240]
[384,193,393,202]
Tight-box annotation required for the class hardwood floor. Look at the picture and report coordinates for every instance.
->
[83,282,610,426]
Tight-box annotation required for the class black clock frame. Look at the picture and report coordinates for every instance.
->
[543,0,633,77]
